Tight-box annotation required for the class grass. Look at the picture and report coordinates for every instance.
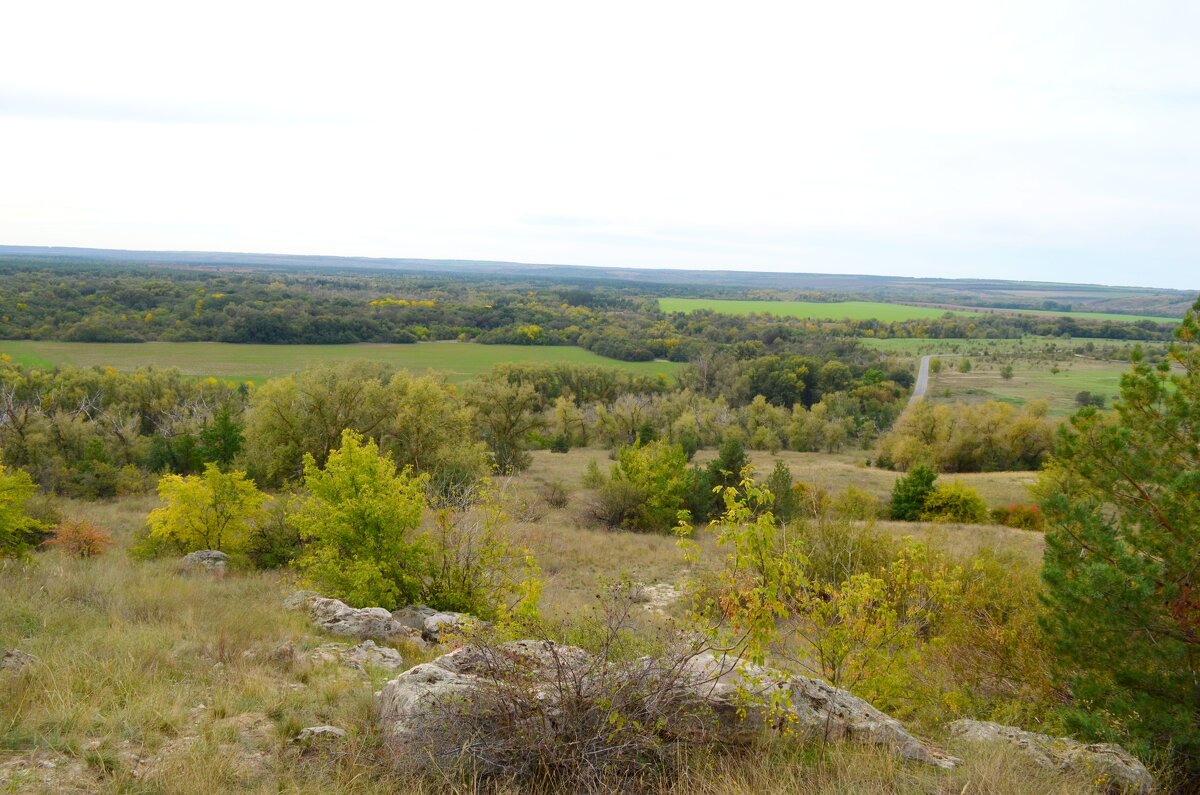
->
[0,341,681,384]
[925,359,1131,417]
[0,483,1087,793]
[659,298,959,322]
[660,297,1180,325]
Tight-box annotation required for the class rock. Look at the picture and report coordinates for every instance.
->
[293,725,347,744]
[635,582,681,612]
[1,649,39,672]
[180,550,228,576]
[309,640,405,672]
[283,590,321,611]
[308,597,424,644]
[949,719,1153,794]
[377,641,955,769]
[392,604,478,643]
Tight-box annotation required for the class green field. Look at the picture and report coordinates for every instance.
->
[926,359,1130,417]
[659,298,957,321]
[660,297,1180,325]
[0,341,681,383]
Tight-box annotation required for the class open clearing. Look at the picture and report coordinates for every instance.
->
[0,340,681,383]
[661,297,1179,325]
[861,336,1157,357]
[925,359,1130,416]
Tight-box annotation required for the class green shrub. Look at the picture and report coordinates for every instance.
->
[146,464,267,554]
[293,430,429,610]
[0,464,51,558]
[919,482,989,524]
[890,464,937,521]
[833,485,881,522]
[608,441,690,533]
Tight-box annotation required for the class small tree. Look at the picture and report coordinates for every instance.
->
[889,464,937,521]
[293,429,428,609]
[603,440,690,533]
[147,464,266,553]
[467,380,543,475]
[1000,364,1015,380]
[0,463,50,558]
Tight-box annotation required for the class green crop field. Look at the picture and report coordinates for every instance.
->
[660,297,1181,325]
[659,297,958,321]
[0,341,681,384]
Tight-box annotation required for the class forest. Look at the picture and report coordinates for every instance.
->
[1,257,1197,794]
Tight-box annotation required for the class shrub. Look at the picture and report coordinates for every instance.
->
[146,464,267,554]
[581,458,606,489]
[539,479,569,509]
[588,479,645,530]
[990,503,1045,531]
[607,441,689,533]
[0,464,52,558]
[890,464,937,521]
[919,482,989,524]
[833,485,881,522]
[44,520,114,558]
[293,429,428,610]
[246,489,304,569]
[548,433,570,453]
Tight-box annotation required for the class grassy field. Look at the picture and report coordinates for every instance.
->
[925,358,1129,416]
[659,298,958,321]
[0,341,681,384]
[660,297,1180,325]
[1,457,1078,793]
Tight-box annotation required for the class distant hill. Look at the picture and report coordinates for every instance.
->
[1,244,1194,319]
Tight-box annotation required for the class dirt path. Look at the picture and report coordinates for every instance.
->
[910,355,932,404]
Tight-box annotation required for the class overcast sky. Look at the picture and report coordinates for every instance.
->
[2,1,1198,289]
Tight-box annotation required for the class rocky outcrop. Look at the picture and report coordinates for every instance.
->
[1,649,39,672]
[377,641,956,769]
[179,550,228,576]
[677,654,958,768]
[392,604,478,643]
[307,597,424,645]
[949,719,1154,794]
[309,640,405,672]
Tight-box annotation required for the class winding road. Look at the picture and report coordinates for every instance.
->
[909,355,932,405]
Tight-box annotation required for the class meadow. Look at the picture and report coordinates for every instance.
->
[924,358,1130,416]
[0,341,681,384]
[658,298,957,321]
[660,297,1179,325]
[861,336,1155,357]
[1,451,1077,794]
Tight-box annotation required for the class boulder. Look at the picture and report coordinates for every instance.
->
[377,641,956,769]
[949,719,1153,794]
[308,597,424,644]
[180,550,228,576]
[293,725,347,744]
[392,604,478,643]
[1,649,39,672]
[309,640,405,672]
[282,590,321,611]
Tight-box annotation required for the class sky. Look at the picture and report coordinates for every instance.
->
[2,1,1198,290]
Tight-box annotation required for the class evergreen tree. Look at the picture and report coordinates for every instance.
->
[889,464,937,521]
[1039,298,1200,784]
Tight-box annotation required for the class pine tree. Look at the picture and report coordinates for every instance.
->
[1039,297,1200,783]
[889,464,937,521]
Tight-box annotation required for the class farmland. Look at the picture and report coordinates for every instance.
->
[659,297,959,321]
[0,340,681,383]
[660,297,1181,325]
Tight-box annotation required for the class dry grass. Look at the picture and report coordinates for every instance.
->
[1,470,1077,793]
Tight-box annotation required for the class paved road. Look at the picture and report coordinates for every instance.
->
[909,355,932,405]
